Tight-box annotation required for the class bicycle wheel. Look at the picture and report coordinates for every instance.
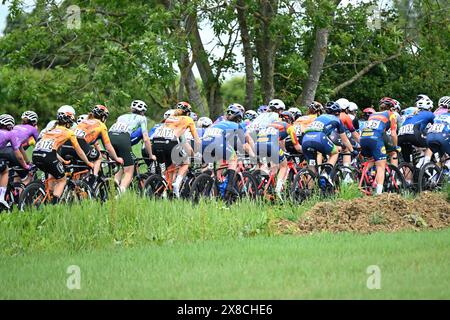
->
[418,162,444,192]
[95,178,120,202]
[333,165,358,190]
[384,164,407,194]
[63,180,93,204]
[190,173,217,204]
[18,181,47,211]
[143,174,168,199]
[290,168,317,203]
[398,162,416,191]
[252,169,272,197]
[235,171,259,201]
[3,182,25,210]
[180,172,197,200]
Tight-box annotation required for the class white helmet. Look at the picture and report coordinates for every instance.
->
[348,102,358,113]
[336,98,350,110]
[131,100,148,113]
[21,111,38,125]
[0,114,15,129]
[438,96,450,108]
[197,117,213,128]
[268,99,285,111]
[415,94,433,110]
[163,109,175,120]
[244,110,258,121]
[57,105,76,116]
[77,114,89,124]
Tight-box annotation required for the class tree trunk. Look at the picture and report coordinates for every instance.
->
[185,11,223,119]
[185,69,207,116]
[254,0,278,104]
[297,28,329,107]
[236,0,255,110]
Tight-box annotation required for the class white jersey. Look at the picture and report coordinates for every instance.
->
[109,113,148,135]
[247,112,279,133]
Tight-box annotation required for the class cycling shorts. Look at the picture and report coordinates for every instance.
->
[109,132,134,167]
[152,137,187,168]
[60,138,99,163]
[201,140,236,163]
[256,142,285,163]
[427,132,450,157]
[301,132,336,161]
[360,134,387,161]
[0,147,28,178]
[32,150,65,179]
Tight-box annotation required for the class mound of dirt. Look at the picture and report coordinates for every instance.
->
[277,192,450,235]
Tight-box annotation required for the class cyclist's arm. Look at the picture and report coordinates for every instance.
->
[70,135,92,166]
[13,148,28,169]
[337,121,354,152]
[287,125,301,152]
[389,113,398,146]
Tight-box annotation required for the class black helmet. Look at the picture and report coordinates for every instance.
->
[325,101,341,114]
[280,111,294,124]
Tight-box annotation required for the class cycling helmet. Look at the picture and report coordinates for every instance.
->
[226,104,244,122]
[325,101,341,114]
[363,107,376,115]
[244,110,258,121]
[197,117,213,128]
[131,100,148,113]
[336,98,350,111]
[288,107,302,120]
[280,111,295,124]
[189,112,198,121]
[415,94,433,110]
[0,114,15,130]
[21,111,38,125]
[77,114,88,124]
[308,101,324,114]
[391,99,401,112]
[164,109,175,120]
[92,105,109,122]
[58,110,76,125]
[268,99,286,112]
[379,97,397,110]
[58,105,76,116]
[348,102,358,113]
[438,96,450,108]
[176,101,192,114]
[257,105,269,114]
[234,103,245,114]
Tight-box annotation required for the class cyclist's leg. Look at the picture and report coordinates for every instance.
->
[172,141,189,197]
[0,159,9,207]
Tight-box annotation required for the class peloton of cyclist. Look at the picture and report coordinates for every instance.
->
[32,109,94,204]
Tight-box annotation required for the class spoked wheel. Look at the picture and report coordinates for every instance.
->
[180,172,197,200]
[333,165,359,191]
[398,162,417,192]
[63,180,93,204]
[418,162,444,192]
[384,164,407,194]
[235,172,259,201]
[143,174,168,199]
[2,182,26,211]
[18,181,47,211]
[252,169,273,199]
[290,168,317,203]
[95,178,120,202]
[189,173,217,204]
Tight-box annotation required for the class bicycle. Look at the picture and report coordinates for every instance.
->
[0,165,38,212]
[417,153,450,192]
[19,162,93,211]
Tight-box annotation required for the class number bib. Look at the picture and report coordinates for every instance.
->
[204,127,224,138]
[428,123,445,134]
[74,128,87,138]
[258,127,278,137]
[35,139,55,152]
[294,125,302,136]
[366,120,381,130]
[307,121,324,131]
[154,127,175,140]
[399,124,414,135]
[110,122,129,133]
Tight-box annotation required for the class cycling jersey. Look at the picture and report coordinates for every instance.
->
[11,124,39,147]
[202,120,246,162]
[74,118,110,145]
[34,125,79,152]
[339,113,356,133]
[0,129,21,151]
[304,114,346,136]
[109,113,148,135]
[401,110,435,133]
[256,121,298,163]
[247,112,280,133]
[152,115,199,142]
[360,111,397,161]
[294,115,317,136]
[39,120,76,139]
[427,113,450,156]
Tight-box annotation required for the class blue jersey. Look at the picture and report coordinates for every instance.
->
[402,110,435,132]
[305,114,345,136]
[362,111,397,137]
[427,113,450,135]
[203,120,246,146]
[131,123,162,145]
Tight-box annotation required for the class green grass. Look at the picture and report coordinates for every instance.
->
[1,229,449,299]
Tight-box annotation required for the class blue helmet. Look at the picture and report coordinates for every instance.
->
[226,104,244,122]
[325,101,341,114]
[257,105,269,114]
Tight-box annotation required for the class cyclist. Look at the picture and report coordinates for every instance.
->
[434,96,450,116]
[257,105,269,114]
[32,109,94,204]
[244,110,258,123]
[426,111,450,174]
[359,107,376,132]
[302,101,358,188]
[197,116,213,138]
[202,105,247,202]
[6,111,39,184]
[0,114,30,209]
[398,94,435,167]
[77,114,89,125]
[360,98,400,195]
[248,99,285,135]
[288,107,302,121]
[109,100,156,193]
[151,101,200,198]
[39,105,77,139]
[63,105,124,188]
[256,110,301,200]
[294,101,324,140]
[348,102,359,130]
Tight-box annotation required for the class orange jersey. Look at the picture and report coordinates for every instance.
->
[154,115,199,141]
[74,118,110,145]
[35,125,79,152]
[294,115,317,134]
[339,113,356,132]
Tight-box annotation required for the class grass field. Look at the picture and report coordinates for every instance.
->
[1,229,449,299]
[1,187,449,299]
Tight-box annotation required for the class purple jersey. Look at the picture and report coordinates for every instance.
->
[0,129,21,150]
[11,124,39,147]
